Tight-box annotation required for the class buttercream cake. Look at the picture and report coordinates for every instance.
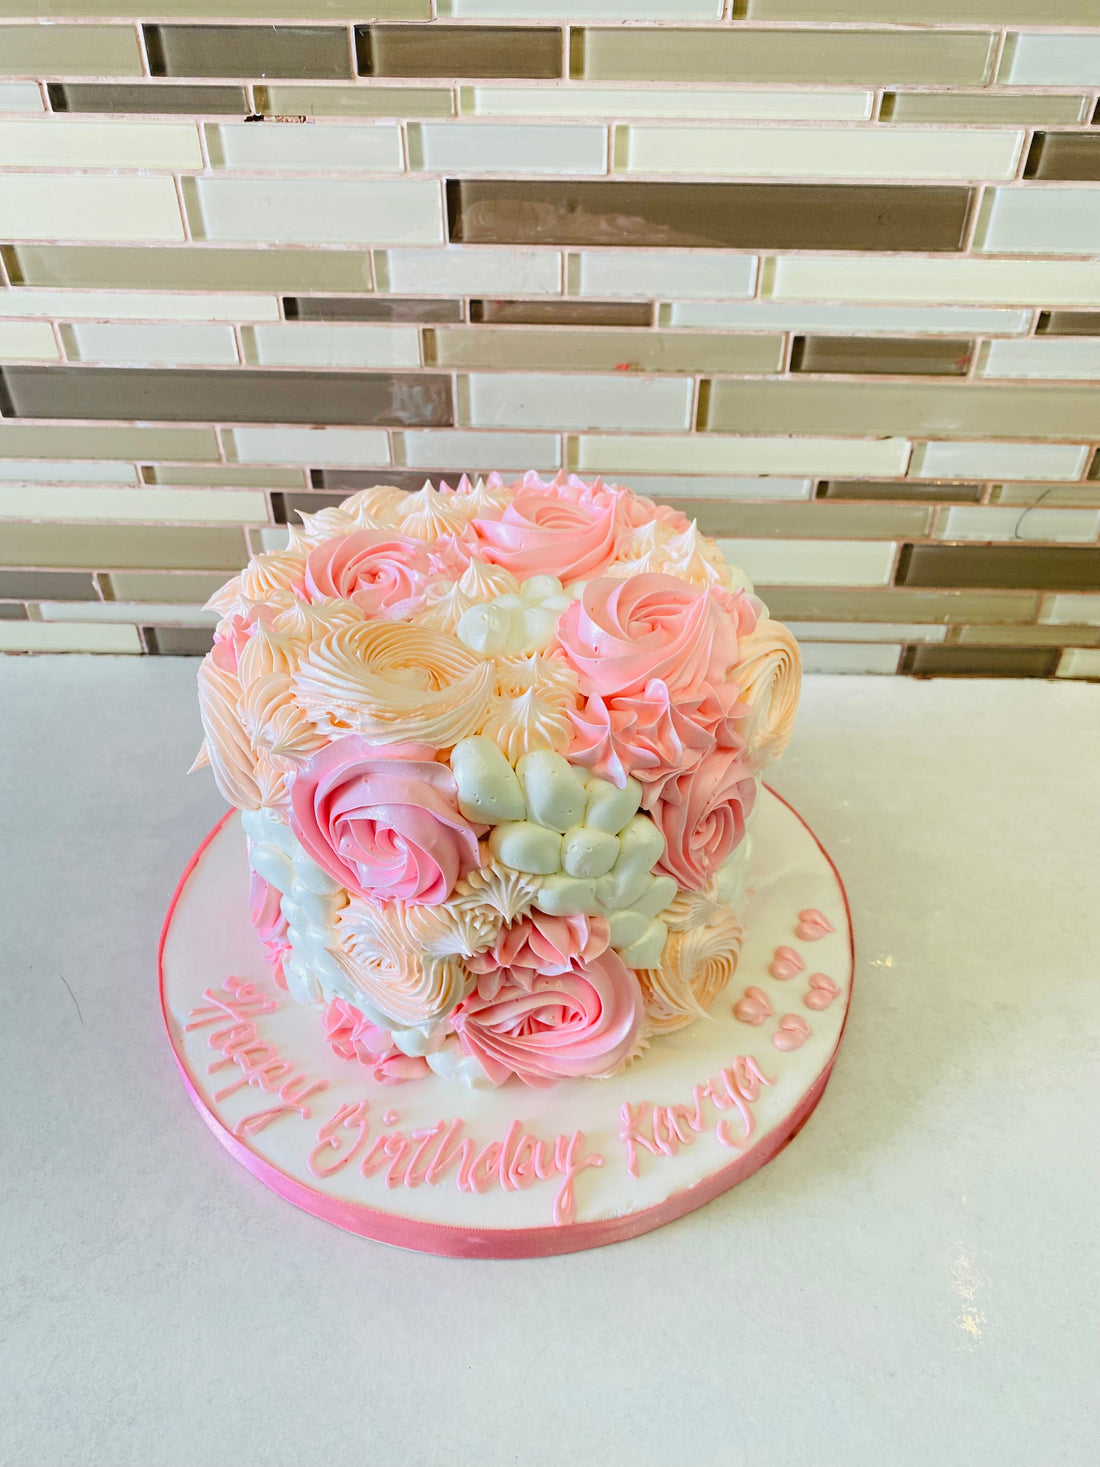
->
[194,472,801,1094]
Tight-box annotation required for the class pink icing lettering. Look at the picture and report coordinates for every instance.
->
[551,1131,603,1227]
[185,975,277,1031]
[618,1057,775,1170]
[404,1122,448,1188]
[383,1133,412,1189]
[308,1099,371,1179]
[469,1142,504,1194]
[618,1101,663,1178]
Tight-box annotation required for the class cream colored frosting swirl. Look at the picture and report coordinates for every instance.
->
[479,652,581,761]
[334,895,480,1027]
[196,654,261,811]
[205,547,307,617]
[292,620,494,748]
[636,906,744,1033]
[732,618,802,774]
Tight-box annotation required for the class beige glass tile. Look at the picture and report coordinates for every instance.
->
[0,175,184,243]
[144,464,304,488]
[441,0,719,14]
[774,256,1100,306]
[226,427,390,465]
[0,25,142,78]
[146,25,351,81]
[49,83,245,115]
[450,180,971,252]
[748,0,1097,19]
[822,479,983,503]
[0,425,218,460]
[1038,312,1100,337]
[937,506,1100,544]
[0,522,247,570]
[994,483,1100,508]
[0,0,427,14]
[0,568,98,599]
[0,460,137,483]
[622,124,1022,182]
[716,537,897,587]
[413,121,606,174]
[105,570,229,602]
[577,250,757,301]
[576,434,911,477]
[883,92,1089,126]
[978,187,1100,255]
[187,176,444,245]
[359,26,562,80]
[981,338,1100,380]
[381,246,560,295]
[904,643,1059,677]
[465,85,872,122]
[64,322,239,366]
[463,372,692,432]
[704,381,1100,440]
[785,620,946,644]
[913,441,1089,481]
[793,336,972,376]
[245,322,420,368]
[0,621,142,653]
[432,327,782,375]
[760,585,1041,623]
[567,473,812,501]
[667,500,930,539]
[208,122,403,173]
[1057,647,1100,677]
[2,288,278,321]
[580,28,996,86]
[0,82,43,112]
[958,623,1100,648]
[0,321,58,361]
[0,484,266,523]
[38,599,219,626]
[2,366,452,426]
[999,33,1100,86]
[289,296,459,322]
[258,85,453,119]
[667,300,1028,335]
[401,429,560,469]
[1091,450,1100,483]
[469,299,650,326]
[897,543,1100,591]
[147,626,217,654]
[1025,132,1100,183]
[4,244,373,294]
[1041,593,1100,625]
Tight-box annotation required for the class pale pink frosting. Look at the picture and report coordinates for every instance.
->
[304,529,433,619]
[289,736,483,906]
[247,866,290,990]
[471,475,626,582]
[323,998,430,1084]
[453,912,643,1087]
[646,745,757,892]
[556,574,739,700]
[211,603,275,674]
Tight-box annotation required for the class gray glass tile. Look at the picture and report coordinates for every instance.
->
[470,299,651,327]
[146,625,215,655]
[358,26,562,80]
[1,368,452,427]
[287,296,462,322]
[902,644,1060,677]
[0,604,28,620]
[822,479,984,502]
[3,244,371,294]
[760,585,1042,623]
[48,83,246,114]
[449,179,972,252]
[0,569,98,600]
[145,25,351,81]
[1,524,247,572]
[661,500,931,538]
[1037,311,1100,336]
[897,543,1100,591]
[793,335,972,376]
[1025,132,1100,181]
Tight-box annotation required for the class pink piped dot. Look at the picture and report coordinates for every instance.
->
[382,1109,400,1127]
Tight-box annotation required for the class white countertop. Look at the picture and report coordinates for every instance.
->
[2,659,1097,1467]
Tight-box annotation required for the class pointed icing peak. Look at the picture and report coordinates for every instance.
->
[456,474,472,494]
[486,471,504,489]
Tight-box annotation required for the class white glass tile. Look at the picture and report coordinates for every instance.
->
[0,175,184,242]
[0,290,280,321]
[717,538,897,586]
[774,256,1100,306]
[981,338,1100,380]
[413,123,607,174]
[465,86,872,122]
[0,320,58,360]
[1001,33,1100,86]
[978,188,1100,256]
[0,120,201,169]
[0,83,45,113]
[913,441,1090,480]
[623,125,1022,181]
[578,251,757,300]
[799,642,903,673]
[1041,594,1100,626]
[246,323,420,369]
[464,373,693,432]
[402,430,561,470]
[66,322,238,365]
[0,460,138,484]
[38,601,219,626]
[667,300,1031,334]
[226,428,391,466]
[188,178,444,246]
[1056,648,1100,678]
[577,434,911,477]
[937,506,1100,543]
[0,485,267,523]
[382,247,560,295]
[210,123,403,173]
[785,621,946,644]
[0,622,142,653]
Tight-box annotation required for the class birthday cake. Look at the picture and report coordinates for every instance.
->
[193,471,802,1095]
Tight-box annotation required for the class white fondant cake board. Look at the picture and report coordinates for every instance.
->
[160,787,853,1256]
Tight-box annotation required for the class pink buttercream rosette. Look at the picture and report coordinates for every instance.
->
[195,471,801,1087]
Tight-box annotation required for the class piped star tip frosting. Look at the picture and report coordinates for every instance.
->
[193,471,803,1091]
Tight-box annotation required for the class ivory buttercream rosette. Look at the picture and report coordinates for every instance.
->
[195,472,801,1090]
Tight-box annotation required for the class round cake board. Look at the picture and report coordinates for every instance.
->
[160,787,853,1259]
